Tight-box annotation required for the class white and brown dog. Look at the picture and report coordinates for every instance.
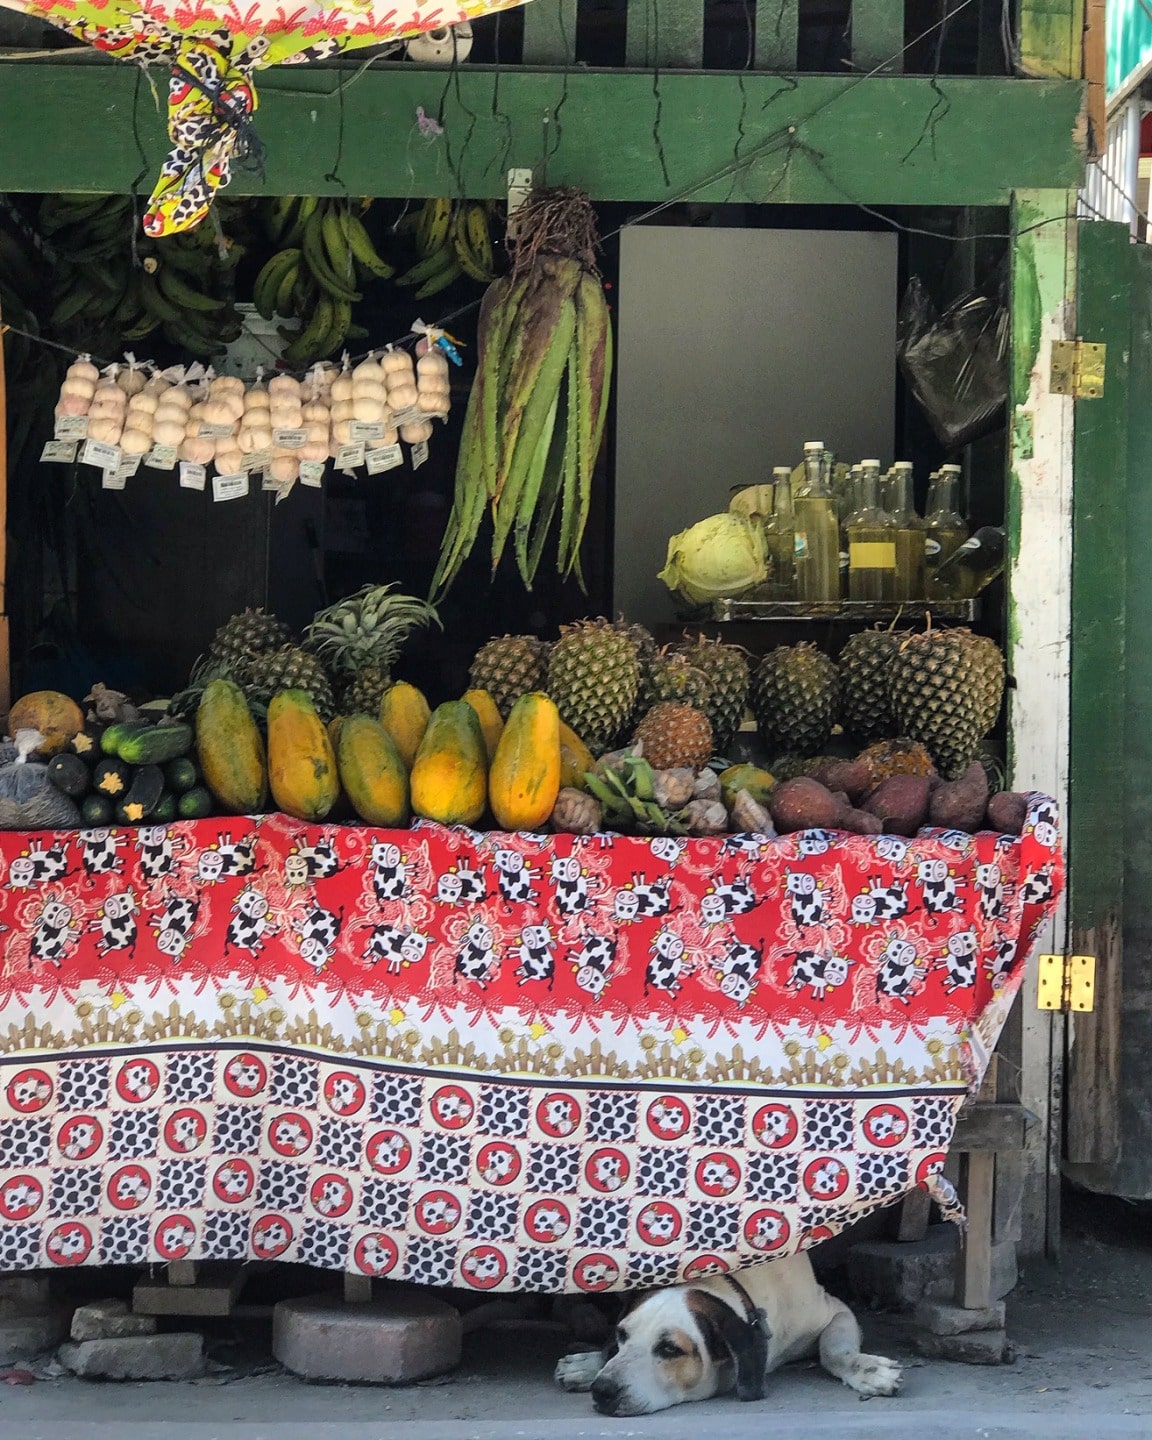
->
[555,1253,901,1415]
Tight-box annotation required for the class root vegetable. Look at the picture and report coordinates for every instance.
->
[67,359,100,384]
[652,768,695,810]
[179,437,215,464]
[388,382,419,411]
[399,420,433,443]
[730,789,775,835]
[987,790,1028,835]
[863,775,934,836]
[119,428,153,456]
[551,787,603,835]
[86,416,123,444]
[153,420,186,448]
[838,808,883,835]
[55,395,90,417]
[769,777,846,833]
[683,799,728,835]
[928,761,990,833]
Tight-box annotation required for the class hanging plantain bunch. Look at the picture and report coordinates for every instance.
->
[431,188,613,601]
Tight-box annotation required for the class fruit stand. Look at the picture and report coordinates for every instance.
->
[0,0,1092,1285]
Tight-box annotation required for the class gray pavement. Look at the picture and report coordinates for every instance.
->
[3,1226,1150,1437]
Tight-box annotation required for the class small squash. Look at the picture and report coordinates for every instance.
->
[489,692,561,832]
[461,688,504,763]
[410,701,487,826]
[8,690,84,756]
[196,679,268,814]
[267,689,340,822]
[338,715,410,827]
[559,722,595,792]
[379,682,431,770]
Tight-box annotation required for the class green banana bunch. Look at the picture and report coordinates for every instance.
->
[38,194,249,358]
[583,754,692,836]
[395,198,498,296]
[431,205,613,603]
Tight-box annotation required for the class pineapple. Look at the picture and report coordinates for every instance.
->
[245,646,337,723]
[614,621,659,717]
[838,629,900,743]
[856,738,937,792]
[673,637,750,754]
[469,635,551,718]
[634,702,713,772]
[547,618,640,756]
[645,651,711,711]
[751,643,839,757]
[208,608,293,674]
[305,585,441,716]
[888,627,1004,779]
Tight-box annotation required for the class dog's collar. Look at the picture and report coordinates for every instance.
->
[722,1273,770,1338]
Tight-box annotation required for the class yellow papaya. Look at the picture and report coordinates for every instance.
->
[328,717,344,752]
[410,701,487,826]
[559,721,595,792]
[461,688,504,763]
[8,690,84,756]
[196,679,268,814]
[267,689,340,822]
[379,682,431,770]
[338,715,410,827]
[489,692,561,832]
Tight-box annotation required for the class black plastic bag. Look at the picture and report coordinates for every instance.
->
[897,276,1008,450]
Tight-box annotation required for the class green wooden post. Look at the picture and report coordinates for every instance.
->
[754,0,799,69]
[850,0,904,74]
[1062,221,1129,1174]
[1018,0,1085,78]
[626,0,705,67]
[1005,188,1077,1256]
[521,0,578,65]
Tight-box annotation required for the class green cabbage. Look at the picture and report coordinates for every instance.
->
[658,513,767,605]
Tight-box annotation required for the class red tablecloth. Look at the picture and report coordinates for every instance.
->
[0,802,1062,1291]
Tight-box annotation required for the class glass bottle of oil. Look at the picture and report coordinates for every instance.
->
[925,464,970,597]
[794,441,841,603]
[764,466,796,599]
[838,464,860,592]
[888,461,925,600]
[846,460,898,600]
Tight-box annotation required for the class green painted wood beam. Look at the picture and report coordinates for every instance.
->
[0,62,1084,205]
[851,0,904,74]
[1019,0,1084,79]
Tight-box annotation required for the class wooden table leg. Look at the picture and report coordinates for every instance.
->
[956,1151,996,1309]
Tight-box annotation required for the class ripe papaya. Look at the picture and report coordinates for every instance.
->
[461,689,504,763]
[267,689,339,822]
[338,715,410,827]
[9,690,84,756]
[489,692,561,832]
[196,680,268,814]
[559,721,595,792]
[379,682,431,770]
[410,701,487,826]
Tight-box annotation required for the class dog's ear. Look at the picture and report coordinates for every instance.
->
[685,1290,769,1402]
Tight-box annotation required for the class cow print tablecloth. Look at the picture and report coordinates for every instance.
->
[0,801,1062,1291]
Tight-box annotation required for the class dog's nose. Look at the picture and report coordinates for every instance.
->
[591,1376,622,1414]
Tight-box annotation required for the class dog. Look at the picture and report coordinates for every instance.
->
[554,1254,901,1415]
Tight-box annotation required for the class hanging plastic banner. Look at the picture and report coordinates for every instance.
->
[0,0,532,235]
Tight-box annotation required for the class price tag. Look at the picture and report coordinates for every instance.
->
[81,439,122,471]
[261,471,282,492]
[350,421,387,443]
[410,440,429,471]
[101,470,127,490]
[299,461,326,488]
[40,441,78,464]
[54,414,89,441]
[117,454,142,478]
[365,444,404,476]
[180,462,206,491]
[275,477,296,504]
[272,428,308,449]
[391,406,422,428]
[146,444,178,471]
[213,473,250,503]
[199,422,238,439]
[244,449,273,473]
[335,442,365,473]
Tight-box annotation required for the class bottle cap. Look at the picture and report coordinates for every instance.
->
[861,459,881,468]
[893,460,913,471]
[772,467,791,477]
[803,441,824,452]
[941,463,962,475]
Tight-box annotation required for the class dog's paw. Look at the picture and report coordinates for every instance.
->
[843,1353,902,1398]
[554,1351,605,1393]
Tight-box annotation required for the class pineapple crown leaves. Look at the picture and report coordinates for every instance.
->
[304,585,442,673]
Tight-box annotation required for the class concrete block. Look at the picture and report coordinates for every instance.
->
[133,1263,244,1317]
[59,1333,205,1381]
[0,1309,69,1364]
[848,1226,1017,1310]
[913,1328,1015,1366]
[913,1298,1006,1336]
[71,1300,158,1343]
[273,1292,461,1385]
[0,1276,52,1311]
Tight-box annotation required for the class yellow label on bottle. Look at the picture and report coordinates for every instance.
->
[849,542,897,569]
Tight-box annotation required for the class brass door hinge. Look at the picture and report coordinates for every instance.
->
[1037,953,1097,1011]
[1050,340,1106,398]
